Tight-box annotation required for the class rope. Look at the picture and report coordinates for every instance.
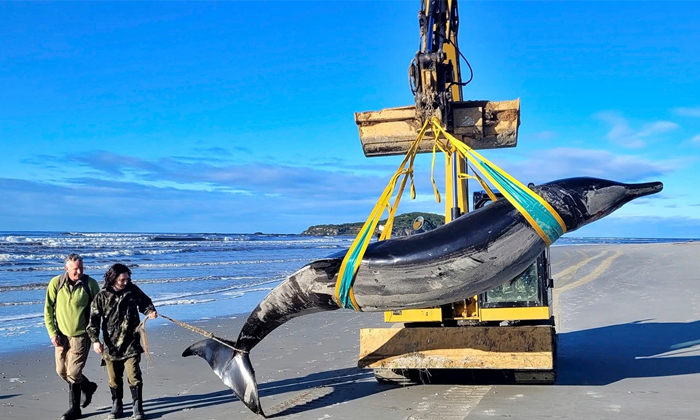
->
[428,117,567,245]
[135,317,154,364]
[136,313,248,355]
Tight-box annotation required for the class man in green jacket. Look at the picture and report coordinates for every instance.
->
[44,253,101,420]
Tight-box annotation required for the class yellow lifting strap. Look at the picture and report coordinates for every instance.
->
[333,121,430,311]
[429,117,567,245]
[334,117,567,311]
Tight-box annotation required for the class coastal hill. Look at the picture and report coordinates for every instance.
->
[301,212,444,237]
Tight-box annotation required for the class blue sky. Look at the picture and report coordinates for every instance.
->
[1,1,699,238]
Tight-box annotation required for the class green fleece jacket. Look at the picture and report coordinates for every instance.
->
[44,273,101,338]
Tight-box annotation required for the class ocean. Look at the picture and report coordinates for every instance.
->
[0,231,695,354]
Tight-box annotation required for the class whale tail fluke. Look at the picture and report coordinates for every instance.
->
[182,338,265,417]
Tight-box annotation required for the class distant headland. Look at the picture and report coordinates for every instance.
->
[301,212,444,237]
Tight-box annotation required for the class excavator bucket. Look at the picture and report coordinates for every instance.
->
[355,99,520,157]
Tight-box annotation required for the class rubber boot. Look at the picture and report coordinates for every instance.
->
[60,382,82,420]
[80,375,98,408]
[130,384,144,420]
[108,386,123,419]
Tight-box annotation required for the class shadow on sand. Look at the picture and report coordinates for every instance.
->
[557,319,700,385]
[142,367,381,418]
[141,389,232,418]
[143,319,700,416]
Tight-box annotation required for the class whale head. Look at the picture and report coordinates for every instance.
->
[534,177,663,233]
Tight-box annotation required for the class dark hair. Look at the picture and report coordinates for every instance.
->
[104,263,132,288]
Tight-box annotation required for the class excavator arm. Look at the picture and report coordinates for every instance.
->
[355,0,520,220]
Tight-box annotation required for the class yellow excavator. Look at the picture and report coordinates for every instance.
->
[354,0,557,384]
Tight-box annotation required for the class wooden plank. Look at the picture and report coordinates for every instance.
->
[355,99,520,157]
[358,325,555,370]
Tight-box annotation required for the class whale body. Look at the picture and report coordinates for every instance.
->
[183,177,663,416]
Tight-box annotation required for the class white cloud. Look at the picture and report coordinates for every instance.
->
[489,147,683,185]
[12,149,441,233]
[692,134,700,145]
[0,175,397,233]
[674,107,700,118]
[10,144,691,234]
[595,111,679,148]
[529,131,557,141]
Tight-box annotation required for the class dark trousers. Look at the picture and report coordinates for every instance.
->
[105,355,142,388]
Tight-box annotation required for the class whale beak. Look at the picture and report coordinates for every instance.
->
[625,181,663,199]
[183,339,265,417]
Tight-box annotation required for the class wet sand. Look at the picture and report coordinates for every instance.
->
[2,242,700,420]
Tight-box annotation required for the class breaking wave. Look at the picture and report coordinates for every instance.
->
[0,231,350,351]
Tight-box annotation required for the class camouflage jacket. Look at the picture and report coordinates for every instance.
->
[86,282,155,361]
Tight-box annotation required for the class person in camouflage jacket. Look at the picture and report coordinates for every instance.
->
[87,263,157,420]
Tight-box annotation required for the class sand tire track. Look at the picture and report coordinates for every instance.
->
[247,386,335,419]
[556,250,623,294]
[404,385,491,420]
[553,250,623,323]
[552,250,609,285]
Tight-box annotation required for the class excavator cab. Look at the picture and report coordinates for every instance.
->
[383,191,554,327]
[472,191,554,325]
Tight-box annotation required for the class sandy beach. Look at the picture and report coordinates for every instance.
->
[3,242,700,420]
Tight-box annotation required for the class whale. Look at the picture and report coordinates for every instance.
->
[183,177,663,416]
